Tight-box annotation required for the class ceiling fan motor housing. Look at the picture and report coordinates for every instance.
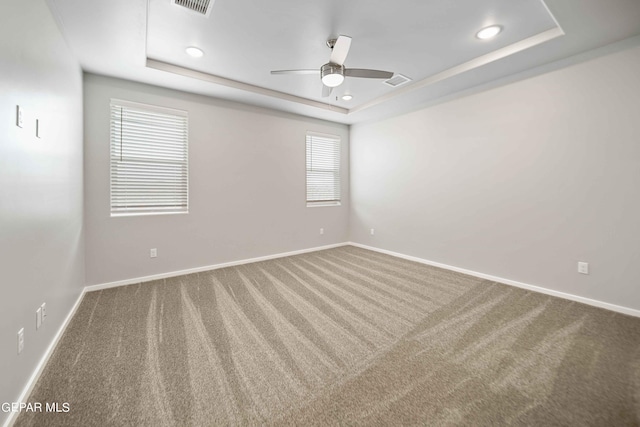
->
[321,63,345,87]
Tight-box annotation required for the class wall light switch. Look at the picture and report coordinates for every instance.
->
[41,303,47,322]
[18,328,24,354]
[36,119,41,138]
[370,228,375,236]
[150,248,157,258]
[16,105,23,128]
[36,307,42,330]
[320,228,324,235]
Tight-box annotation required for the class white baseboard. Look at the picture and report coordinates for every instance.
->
[85,242,350,292]
[3,288,87,427]
[348,242,640,318]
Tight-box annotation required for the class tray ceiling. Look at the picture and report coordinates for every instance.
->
[47,0,640,123]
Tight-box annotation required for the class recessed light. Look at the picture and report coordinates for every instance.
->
[342,94,353,101]
[185,46,204,58]
[476,25,502,40]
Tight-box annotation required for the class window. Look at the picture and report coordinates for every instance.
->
[306,132,341,206]
[110,99,188,216]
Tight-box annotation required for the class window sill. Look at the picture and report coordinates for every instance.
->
[110,211,189,218]
[306,201,341,208]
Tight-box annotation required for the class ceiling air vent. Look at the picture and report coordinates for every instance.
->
[172,0,214,17]
[383,74,412,88]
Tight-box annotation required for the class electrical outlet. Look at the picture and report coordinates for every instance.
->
[18,328,24,354]
[150,248,157,258]
[578,262,589,275]
[319,228,324,235]
[16,105,23,128]
[36,307,42,330]
[370,228,375,236]
[41,303,47,322]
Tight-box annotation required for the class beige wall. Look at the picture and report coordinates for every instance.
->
[350,42,640,311]
[83,74,349,286]
[0,0,85,422]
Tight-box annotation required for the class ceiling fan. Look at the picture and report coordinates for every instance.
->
[270,35,394,98]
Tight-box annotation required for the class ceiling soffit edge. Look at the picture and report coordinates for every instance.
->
[350,26,565,114]
[146,58,349,114]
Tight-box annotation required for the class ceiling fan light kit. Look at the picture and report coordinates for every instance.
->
[321,63,345,87]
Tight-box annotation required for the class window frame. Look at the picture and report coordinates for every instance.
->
[305,131,342,208]
[109,99,189,217]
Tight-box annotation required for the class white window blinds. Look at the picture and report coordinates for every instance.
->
[306,132,341,205]
[110,99,188,216]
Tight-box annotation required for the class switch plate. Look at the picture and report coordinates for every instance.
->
[370,228,375,236]
[41,303,47,322]
[578,262,589,275]
[36,307,42,330]
[319,228,324,235]
[150,248,157,258]
[18,328,24,354]
[16,106,23,128]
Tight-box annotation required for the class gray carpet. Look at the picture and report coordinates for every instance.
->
[15,246,640,426]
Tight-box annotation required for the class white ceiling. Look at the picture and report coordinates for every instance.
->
[48,0,640,124]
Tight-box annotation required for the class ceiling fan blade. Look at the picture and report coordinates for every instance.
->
[322,85,333,98]
[345,69,394,79]
[329,35,352,66]
[270,69,319,75]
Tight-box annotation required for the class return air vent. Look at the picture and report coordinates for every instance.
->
[172,0,214,17]
[383,74,412,87]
